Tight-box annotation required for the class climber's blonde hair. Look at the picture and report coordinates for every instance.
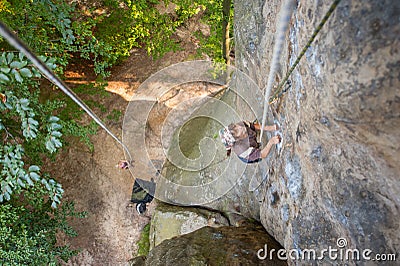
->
[228,123,247,140]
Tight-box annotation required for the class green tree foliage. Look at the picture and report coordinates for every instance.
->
[0,52,64,206]
[0,188,86,265]
[94,0,222,60]
[0,0,115,76]
[120,0,233,61]
[0,0,232,71]
[195,0,234,62]
[0,52,85,262]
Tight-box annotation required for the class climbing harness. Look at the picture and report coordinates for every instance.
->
[0,21,133,164]
[259,0,342,142]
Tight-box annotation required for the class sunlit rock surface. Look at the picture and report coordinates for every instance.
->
[149,203,229,249]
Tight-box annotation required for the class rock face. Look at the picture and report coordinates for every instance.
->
[149,202,229,249]
[234,0,399,263]
[144,225,287,266]
[152,0,399,265]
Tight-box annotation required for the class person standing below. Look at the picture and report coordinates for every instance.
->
[219,121,281,163]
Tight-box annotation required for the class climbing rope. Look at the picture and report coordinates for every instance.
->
[269,80,292,105]
[260,0,340,142]
[259,0,294,142]
[268,0,342,104]
[0,21,133,163]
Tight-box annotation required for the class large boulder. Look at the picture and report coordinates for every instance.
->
[155,0,399,265]
[149,202,229,249]
[145,225,287,266]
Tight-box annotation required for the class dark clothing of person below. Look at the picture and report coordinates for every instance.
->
[131,178,156,214]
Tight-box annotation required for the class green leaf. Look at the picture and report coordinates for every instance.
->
[46,62,57,70]
[51,131,62,137]
[0,73,10,82]
[23,128,29,138]
[29,165,40,172]
[13,70,23,83]
[28,117,39,126]
[20,60,27,68]
[20,68,32,78]
[19,52,24,61]
[48,116,60,122]
[29,129,37,139]
[26,175,34,186]
[0,53,5,64]
[17,178,26,188]
[30,172,40,181]
[32,68,42,78]
[20,98,29,105]
[51,123,62,130]
[38,55,46,62]
[21,104,30,111]
[6,53,14,64]
[5,185,12,194]
[53,195,61,203]
[4,191,10,201]
[47,58,56,64]
[52,138,62,148]
[0,67,10,73]
[46,139,55,152]
[10,61,24,69]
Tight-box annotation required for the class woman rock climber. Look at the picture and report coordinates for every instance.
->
[219,120,281,163]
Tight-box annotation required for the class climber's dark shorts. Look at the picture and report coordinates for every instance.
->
[237,155,262,164]
[237,146,262,164]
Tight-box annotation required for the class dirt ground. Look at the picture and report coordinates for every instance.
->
[49,41,199,265]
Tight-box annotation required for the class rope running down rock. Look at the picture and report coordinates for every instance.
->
[268,0,342,104]
[259,0,294,142]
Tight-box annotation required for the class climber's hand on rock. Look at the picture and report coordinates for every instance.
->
[269,135,281,145]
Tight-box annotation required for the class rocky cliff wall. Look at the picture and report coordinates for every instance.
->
[145,0,399,265]
[234,0,399,263]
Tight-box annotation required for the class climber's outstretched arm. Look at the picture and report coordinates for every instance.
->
[260,135,281,158]
[253,123,279,132]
